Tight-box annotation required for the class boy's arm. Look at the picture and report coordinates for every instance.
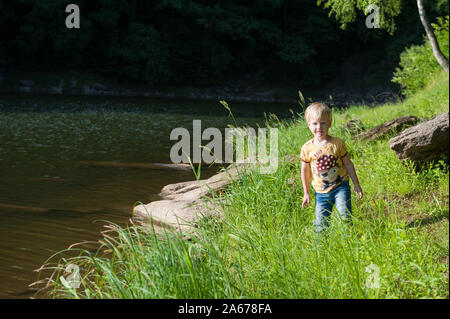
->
[301,161,311,207]
[342,154,363,199]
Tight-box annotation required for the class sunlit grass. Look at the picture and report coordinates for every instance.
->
[36,70,449,299]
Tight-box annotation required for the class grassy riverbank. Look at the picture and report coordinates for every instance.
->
[38,70,449,299]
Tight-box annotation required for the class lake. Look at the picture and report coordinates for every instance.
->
[0,93,294,298]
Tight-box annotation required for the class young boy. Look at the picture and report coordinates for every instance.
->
[300,102,363,235]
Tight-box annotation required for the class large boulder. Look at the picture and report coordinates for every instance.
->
[389,112,449,164]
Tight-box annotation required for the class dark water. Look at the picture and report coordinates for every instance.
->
[0,93,294,298]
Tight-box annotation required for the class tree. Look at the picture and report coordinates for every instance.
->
[317,0,449,72]
[416,0,449,71]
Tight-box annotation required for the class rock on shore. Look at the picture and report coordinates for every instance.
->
[132,163,247,233]
[132,155,301,234]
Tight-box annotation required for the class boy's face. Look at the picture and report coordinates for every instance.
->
[308,116,331,139]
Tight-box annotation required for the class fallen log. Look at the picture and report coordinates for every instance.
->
[133,163,248,233]
[357,115,420,141]
[133,155,311,234]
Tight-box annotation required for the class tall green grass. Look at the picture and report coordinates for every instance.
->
[36,70,449,299]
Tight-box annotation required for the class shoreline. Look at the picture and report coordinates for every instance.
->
[0,71,399,106]
[0,85,298,105]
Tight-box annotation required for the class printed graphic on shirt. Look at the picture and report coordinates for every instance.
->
[314,154,343,190]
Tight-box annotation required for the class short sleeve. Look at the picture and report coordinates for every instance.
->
[339,139,348,158]
[300,144,310,163]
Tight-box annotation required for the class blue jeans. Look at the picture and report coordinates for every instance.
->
[314,180,352,234]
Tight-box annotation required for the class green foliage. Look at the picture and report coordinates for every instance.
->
[112,23,171,86]
[432,15,450,57]
[317,0,402,34]
[0,1,447,87]
[392,16,449,96]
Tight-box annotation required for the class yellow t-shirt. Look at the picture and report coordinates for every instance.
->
[301,136,349,193]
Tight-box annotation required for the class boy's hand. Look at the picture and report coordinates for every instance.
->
[302,193,311,208]
[354,184,363,200]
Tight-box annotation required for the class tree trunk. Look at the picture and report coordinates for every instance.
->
[417,0,449,72]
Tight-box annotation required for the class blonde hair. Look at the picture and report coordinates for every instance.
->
[305,102,332,124]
